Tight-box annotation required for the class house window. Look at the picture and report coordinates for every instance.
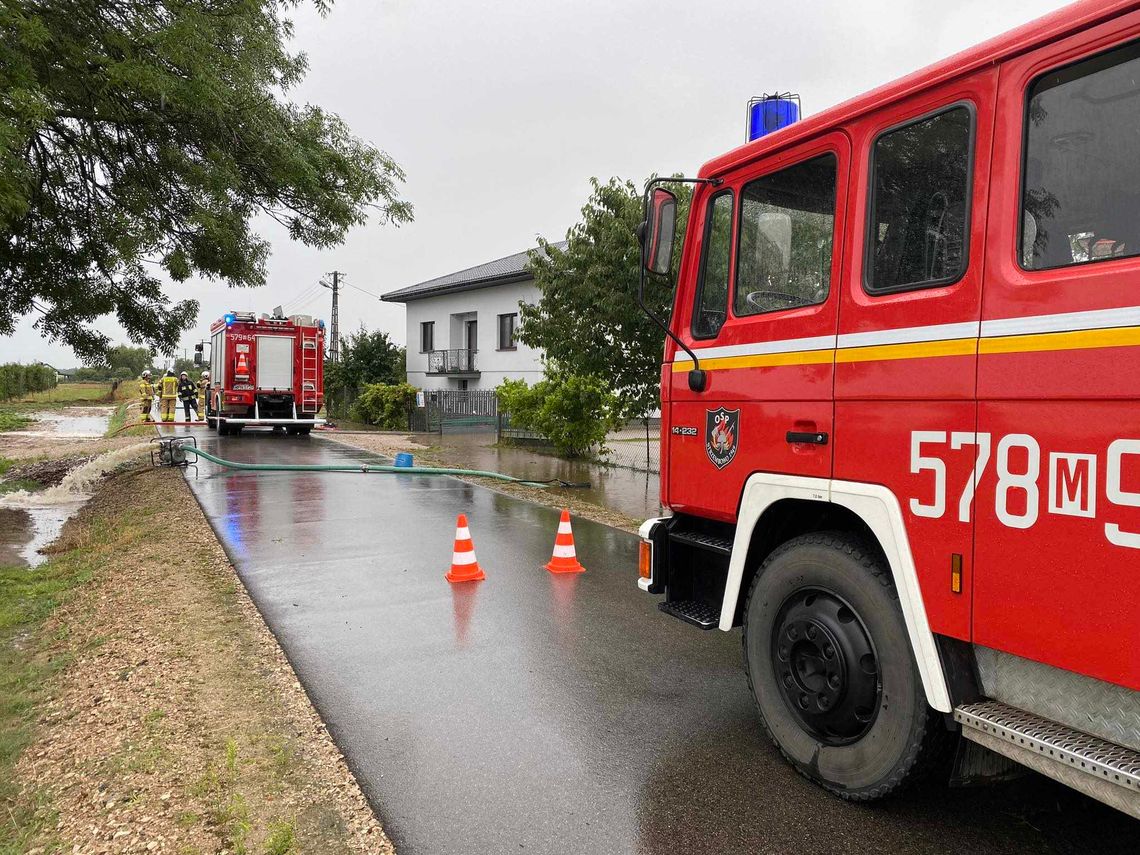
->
[497,313,517,350]
[420,321,434,353]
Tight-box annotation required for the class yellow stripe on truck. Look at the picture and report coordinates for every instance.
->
[671,325,1140,373]
[978,325,1140,355]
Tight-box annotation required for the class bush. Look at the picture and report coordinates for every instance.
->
[0,363,57,401]
[496,373,619,457]
[351,383,418,430]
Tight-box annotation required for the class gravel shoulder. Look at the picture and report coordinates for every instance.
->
[4,465,392,853]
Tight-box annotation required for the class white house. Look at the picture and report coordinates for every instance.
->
[381,241,566,391]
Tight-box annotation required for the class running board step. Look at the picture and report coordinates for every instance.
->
[668,529,733,556]
[659,600,719,629]
[955,700,1140,819]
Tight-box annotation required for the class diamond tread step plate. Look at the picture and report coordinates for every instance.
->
[668,529,733,555]
[659,599,720,629]
[956,700,1140,796]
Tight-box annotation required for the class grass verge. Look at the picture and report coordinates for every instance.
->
[0,465,390,853]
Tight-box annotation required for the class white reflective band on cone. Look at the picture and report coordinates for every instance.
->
[451,551,477,565]
[455,527,471,540]
[553,544,576,558]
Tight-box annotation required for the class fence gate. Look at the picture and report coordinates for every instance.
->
[414,389,497,433]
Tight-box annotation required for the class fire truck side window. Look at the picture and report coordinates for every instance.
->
[734,153,837,315]
[1022,40,1140,270]
[866,105,972,293]
[692,191,734,339]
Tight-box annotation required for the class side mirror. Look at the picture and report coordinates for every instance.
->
[642,188,678,275]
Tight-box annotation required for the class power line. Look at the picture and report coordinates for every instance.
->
[279,281,323,311]
[343,280,383,301]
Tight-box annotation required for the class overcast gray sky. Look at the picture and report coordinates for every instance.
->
[3,0,1071,367]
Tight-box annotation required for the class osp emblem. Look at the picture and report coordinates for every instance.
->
[705,407,739,469]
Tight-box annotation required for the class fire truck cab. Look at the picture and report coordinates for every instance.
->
[206,311,325,435]
[638,0,1140,814]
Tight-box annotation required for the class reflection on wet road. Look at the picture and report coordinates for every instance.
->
[174,428,1137,854]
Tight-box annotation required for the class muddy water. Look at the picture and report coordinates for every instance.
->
[0,506,79,568]
[410,432,662,520]
[8,406,115,438]
[0,405,142,567]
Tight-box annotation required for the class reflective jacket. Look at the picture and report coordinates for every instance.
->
[160,375,178,398]
[178,378,197,401]
[138,378,155,398]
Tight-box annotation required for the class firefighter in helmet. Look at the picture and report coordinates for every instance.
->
[178,371,199,422]
[159,369,179,423]
[198,370,210,417]
[138,370,155,423]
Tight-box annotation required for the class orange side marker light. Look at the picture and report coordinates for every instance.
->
[950,553,963,594]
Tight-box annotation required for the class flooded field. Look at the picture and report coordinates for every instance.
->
[0,404,144,567]
[6,406,115,438]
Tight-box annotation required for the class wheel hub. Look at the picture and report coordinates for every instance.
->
[772,589,881,744]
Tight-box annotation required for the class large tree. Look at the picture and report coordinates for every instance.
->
[0,0,411,361]
[324,325,405,404]
[520,177,690,420]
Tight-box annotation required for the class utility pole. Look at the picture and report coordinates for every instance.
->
[322,271,341,363]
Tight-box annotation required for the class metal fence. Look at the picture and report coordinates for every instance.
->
[597,419,660,474]
[411,389,498,433]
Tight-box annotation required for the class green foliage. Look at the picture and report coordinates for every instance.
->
[520,176,690,420]
[0,362,57,401]
[0,0,412,362]
[263,820,296,855]
[325,326,405,414]
[350,382,417,430]
[105,345,154,379]
[496,372,619,457]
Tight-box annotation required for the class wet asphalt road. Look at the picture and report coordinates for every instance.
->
[173,428,1136,854]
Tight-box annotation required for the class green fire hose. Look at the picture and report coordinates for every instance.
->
[184,444,587,488]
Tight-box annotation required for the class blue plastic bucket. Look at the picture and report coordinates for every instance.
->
[393,452,414,468]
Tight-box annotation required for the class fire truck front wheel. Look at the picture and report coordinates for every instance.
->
[742,531,950,801]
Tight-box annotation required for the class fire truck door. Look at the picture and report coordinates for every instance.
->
[973,29,1140,691]
[834,71,996,643]
[668,134,849,522]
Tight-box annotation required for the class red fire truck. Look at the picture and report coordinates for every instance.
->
[205,311,325,435]
[636,0,1140,814]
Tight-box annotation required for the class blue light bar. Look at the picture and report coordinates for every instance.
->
[224,313,236,326]
[748,95,800,142]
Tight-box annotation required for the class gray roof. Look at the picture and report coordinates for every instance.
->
[381,240,568,303]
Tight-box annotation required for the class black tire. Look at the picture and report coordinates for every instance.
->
[285,426,299,436]
[742,531,951,801]
[297,427,311,436]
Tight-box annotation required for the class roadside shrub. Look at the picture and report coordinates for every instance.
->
[351,382,417,429]
[0,362,57,401]
[496,373,619,457]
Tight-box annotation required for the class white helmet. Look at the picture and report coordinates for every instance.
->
[201,370,210,378]
[142,370,151,378]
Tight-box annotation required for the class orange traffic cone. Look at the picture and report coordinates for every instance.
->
[446,513,486,583]
[545,509,585,574]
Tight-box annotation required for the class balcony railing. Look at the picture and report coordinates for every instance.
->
[427,348,479,375]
